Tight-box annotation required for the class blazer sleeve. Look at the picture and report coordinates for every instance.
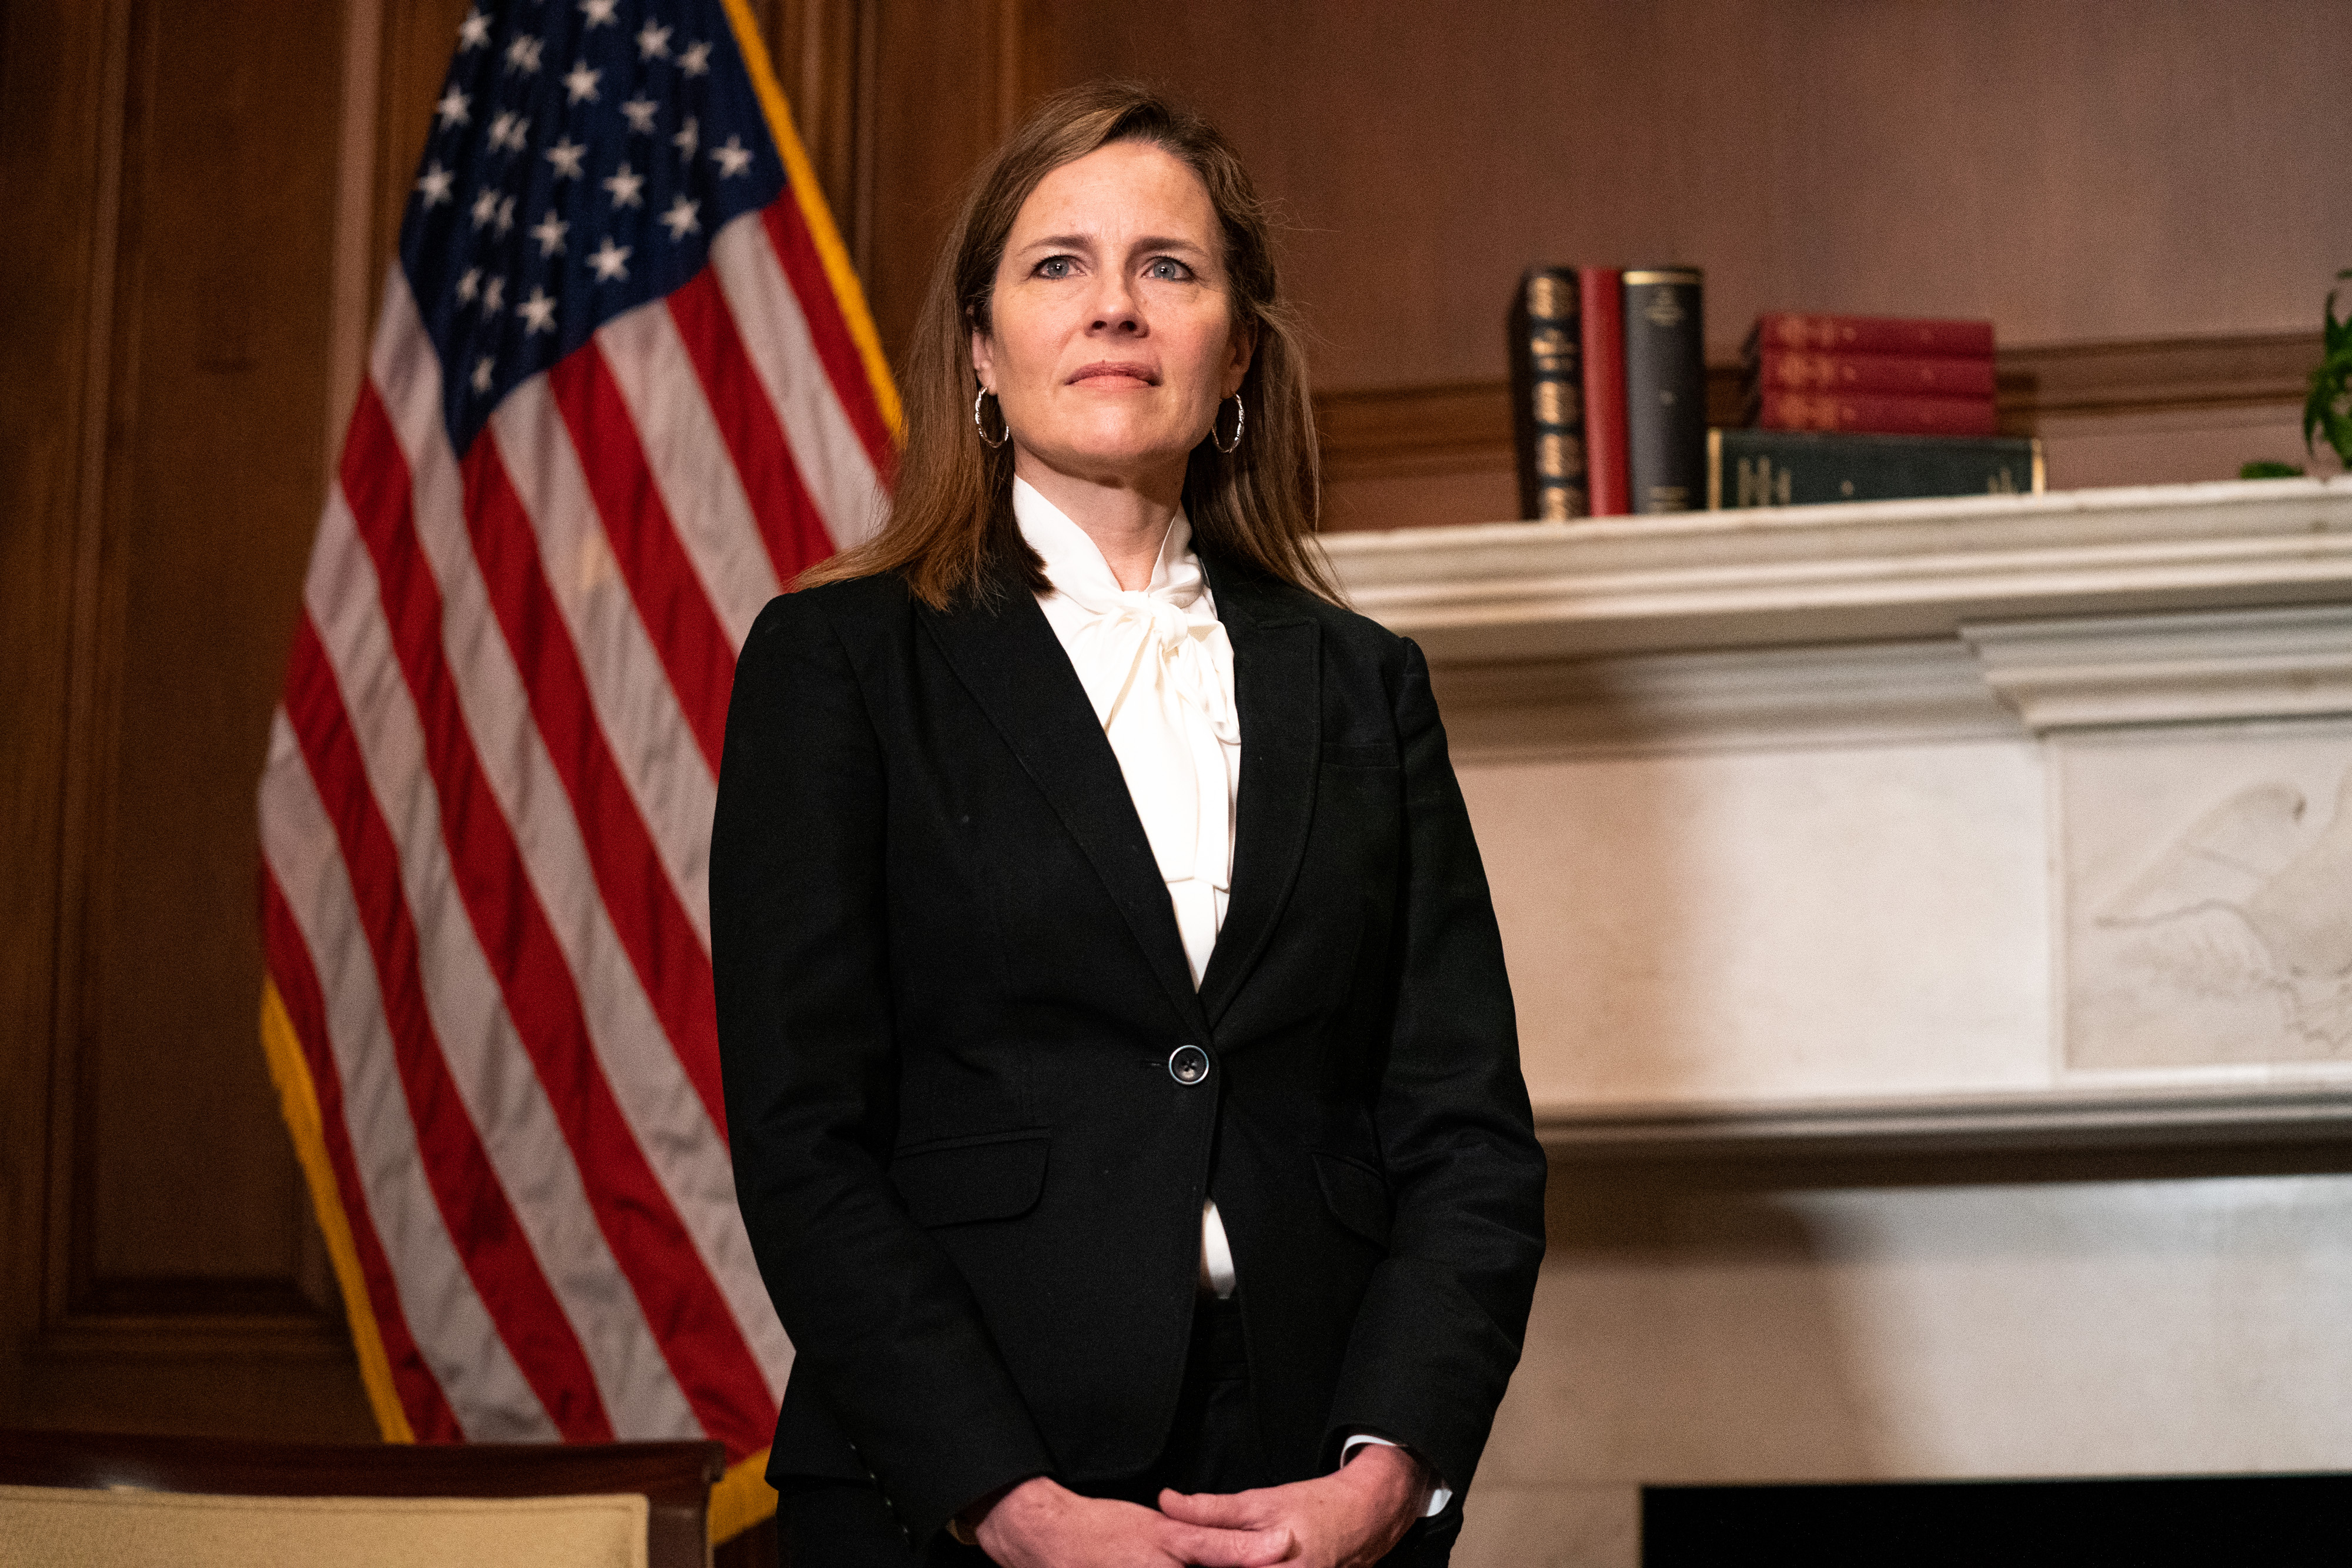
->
[712,590,1055,1540]
[1322,634,1549,1498]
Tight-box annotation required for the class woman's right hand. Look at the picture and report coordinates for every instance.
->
[971,1476,1294,1567]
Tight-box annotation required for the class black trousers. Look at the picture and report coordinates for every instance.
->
[776,1297,1459,1566]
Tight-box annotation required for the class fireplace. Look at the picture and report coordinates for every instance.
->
[1642,1473,2350,1565]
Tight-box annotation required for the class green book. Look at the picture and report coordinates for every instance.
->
[1708,429,2043,508]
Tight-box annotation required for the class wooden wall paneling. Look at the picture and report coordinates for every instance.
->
[370,0,471,297]
[0,0,136,1432]
[861,0,1037,365]
[2,0,373,1438]
[323,0,385,466]
[760,0,879,279]
[1023,0,2351,386]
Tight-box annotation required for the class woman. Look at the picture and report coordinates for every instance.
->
[714,81,1546,1567]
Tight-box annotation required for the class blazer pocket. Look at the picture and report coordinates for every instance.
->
[1321,741,1400,770]
[890,1129,1049,1228]
[1312,1149,1393,1248]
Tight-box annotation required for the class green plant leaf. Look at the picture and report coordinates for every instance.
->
[2301,271,2352,467]
[2240,460,2306,479]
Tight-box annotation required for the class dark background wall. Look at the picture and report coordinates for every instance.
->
[2,0,2344,1443]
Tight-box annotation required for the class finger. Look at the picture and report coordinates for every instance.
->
[1157,1487,1267,1529]
[1163,1521,1294,1567]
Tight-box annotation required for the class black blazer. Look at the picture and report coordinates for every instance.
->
[712,550,1546,1547]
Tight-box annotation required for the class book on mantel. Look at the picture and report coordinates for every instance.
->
[1507,264,1708,518]
[1578,266,1629,515]
[1752,389,1999,436]
[1506,267,1586,519]
[1708,427,2043,508]
[1750,350,1997,399]
[1621,268,1707,513]
[1742,311,2000,439]
[1744,312,1995,359]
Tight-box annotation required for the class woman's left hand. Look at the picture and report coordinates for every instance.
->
[1155,1444,1431,1567]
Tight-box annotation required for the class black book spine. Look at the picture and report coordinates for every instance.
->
[1621,268,1706,513]
[1507,267,1586,520]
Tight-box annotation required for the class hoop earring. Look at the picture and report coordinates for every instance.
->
[973,386,1008,449]
[1213,393,1245,455]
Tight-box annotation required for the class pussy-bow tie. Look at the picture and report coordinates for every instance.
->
[1053,556,1238,750]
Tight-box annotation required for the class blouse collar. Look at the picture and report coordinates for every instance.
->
[1012,477,1206,609]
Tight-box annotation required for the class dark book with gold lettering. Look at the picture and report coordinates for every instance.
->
[1708,428,2043,508]
[1507,267,1586,519]
[1621,268,1707,513]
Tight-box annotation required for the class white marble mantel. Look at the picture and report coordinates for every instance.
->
[1322,478,2352,1154]
[1327,476,2352,661]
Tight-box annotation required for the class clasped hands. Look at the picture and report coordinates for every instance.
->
[968,1444,1429,1567]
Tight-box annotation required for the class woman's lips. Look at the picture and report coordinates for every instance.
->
[1067,361,1157,387]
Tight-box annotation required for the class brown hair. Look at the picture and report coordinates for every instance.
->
[799,80,1334,608]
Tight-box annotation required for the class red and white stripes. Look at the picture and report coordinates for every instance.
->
[259,197,888,1456]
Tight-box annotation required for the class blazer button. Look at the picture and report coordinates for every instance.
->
[1168,1045,1210,1085]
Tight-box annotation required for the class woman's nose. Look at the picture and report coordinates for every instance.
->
[1088,273,1143,334]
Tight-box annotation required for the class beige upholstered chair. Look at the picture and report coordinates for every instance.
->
[0,1429,724,1568]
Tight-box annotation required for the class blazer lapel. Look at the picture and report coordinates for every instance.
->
[1198,558,1322,1027]
[919,580,1211,1043]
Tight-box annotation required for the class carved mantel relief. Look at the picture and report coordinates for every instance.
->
[2062,727,2352,1071]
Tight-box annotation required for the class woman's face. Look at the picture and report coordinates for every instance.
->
[972,141,1254,494]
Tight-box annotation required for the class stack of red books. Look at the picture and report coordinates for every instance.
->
[1743,313,1997,436]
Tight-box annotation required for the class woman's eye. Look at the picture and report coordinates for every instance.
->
[1144,258,1193,282]
[1036,256,1075,279]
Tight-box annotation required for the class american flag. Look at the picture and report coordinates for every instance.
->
[255,0,892,1525]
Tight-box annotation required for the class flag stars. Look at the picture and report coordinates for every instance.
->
[505,34,544,73]
[680,39,711,76]
[489,111,529,153]
[435,86,471,129]
[545,138,587,179]
[710,136,753,178]
[519,288,558,335]
[579,0,619,27]
[456,267,482,303]
[603,161,644,208]
[456,7,490,49]
[470,188,501,229]
[494,194,517,236]
[620,96,659,134]
[587,236,631,282]
[529,211,569,257]
[659,194,700,240]
[473,356,496,394]
[671,115,699,158]
[482,275,506,314]
[415,161,455,206]
[635,20,671,59]
[563,60,602,103]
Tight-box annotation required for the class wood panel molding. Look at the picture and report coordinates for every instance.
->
[1314,330,2320,487]
[1310,379,1519,483]
[3,0,370,1437]
[1999,331,2318,419]
[1,0,140,1426]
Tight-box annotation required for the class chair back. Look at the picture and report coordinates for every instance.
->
[0,1429,724,1568]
